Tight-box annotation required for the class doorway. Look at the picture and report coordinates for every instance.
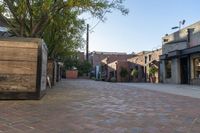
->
[180,57,189,84]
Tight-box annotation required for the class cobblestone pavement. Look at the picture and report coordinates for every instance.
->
[0,79,200,133]
[117,83,200,99]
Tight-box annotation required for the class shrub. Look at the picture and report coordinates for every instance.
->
[149,66,158,76]
[131,68,138,78]
[120,67,128,78]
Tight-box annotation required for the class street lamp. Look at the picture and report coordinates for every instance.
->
[171,20,186,30]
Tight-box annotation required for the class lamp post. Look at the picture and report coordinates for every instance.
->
[171,20,186,30]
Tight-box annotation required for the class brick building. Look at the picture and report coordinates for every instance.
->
[89,51,133,80]
[106,61,129,82]
[97,49,161,82]
[89,51,131,68]
[160,21,200,85]
[127,49,162,83]
[127,51,149,82]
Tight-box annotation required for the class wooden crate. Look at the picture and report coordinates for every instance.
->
[0,38,48,99]
[66,70,78,79]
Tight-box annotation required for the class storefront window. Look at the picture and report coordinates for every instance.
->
[165,60,172,78]
[194,58,200,79]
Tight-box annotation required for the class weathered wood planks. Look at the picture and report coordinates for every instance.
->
[0,47,38,61]
[0,38,48,99]
[47,59,56,86]
[0,61,37,74]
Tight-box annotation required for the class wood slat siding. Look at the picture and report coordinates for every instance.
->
[0,38,48,99]
[0,75,36,92]
[47,60,56,86]
[40,44,48,91]
[0,61,37,74]
[54,62,57,83]
[0,41,38,48]
[0,47,38,61]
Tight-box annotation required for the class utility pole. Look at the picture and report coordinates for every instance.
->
[86,24,89,61]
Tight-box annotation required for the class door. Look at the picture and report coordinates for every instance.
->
[180,57,189,84]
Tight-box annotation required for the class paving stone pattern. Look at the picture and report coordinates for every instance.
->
[0,79,200,133]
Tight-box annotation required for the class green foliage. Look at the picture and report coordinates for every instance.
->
[131,68,139,78]
[120,67,128,78]
[64,55,79,70]
[149,66,158,76]
[43,9,85,59]
[0,0,128,60]
[64,55,92,76]
[0,0,128,37]
[77,61,92,76]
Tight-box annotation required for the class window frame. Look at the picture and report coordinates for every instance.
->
[165,59,172,79]
[193,57,200,79]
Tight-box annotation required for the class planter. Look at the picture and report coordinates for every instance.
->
[66,70,78,79]
[47,59,57,86]
[0,38,48,99]
[150,76,156,83]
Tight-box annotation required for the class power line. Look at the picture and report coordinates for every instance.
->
[89,0,115,32]
[89,11,107,32]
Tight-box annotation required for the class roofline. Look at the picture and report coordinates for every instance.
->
[162,20,200,39]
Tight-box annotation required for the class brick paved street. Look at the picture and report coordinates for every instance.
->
[0,79,200,133]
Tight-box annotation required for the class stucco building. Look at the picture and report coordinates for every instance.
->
[160,21,200,85]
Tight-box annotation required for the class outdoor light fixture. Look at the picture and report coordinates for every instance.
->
[171,26,179,30]
[171,20,186,30]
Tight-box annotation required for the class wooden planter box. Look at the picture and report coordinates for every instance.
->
[47,59,57,86]
[66,70,78,79]
[0,38,48,100]
[56,62,63,82]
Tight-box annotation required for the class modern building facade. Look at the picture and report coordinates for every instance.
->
[160,21,200,85]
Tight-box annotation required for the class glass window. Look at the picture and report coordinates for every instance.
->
[165,60,172,78]
[194,58,200,78]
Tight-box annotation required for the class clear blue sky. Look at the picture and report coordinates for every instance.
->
[85,0,200,54]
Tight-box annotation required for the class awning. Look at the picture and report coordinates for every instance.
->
[160,45,200,60]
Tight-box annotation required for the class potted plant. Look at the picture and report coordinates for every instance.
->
[149,66,158,83]
[131,68,139,82]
